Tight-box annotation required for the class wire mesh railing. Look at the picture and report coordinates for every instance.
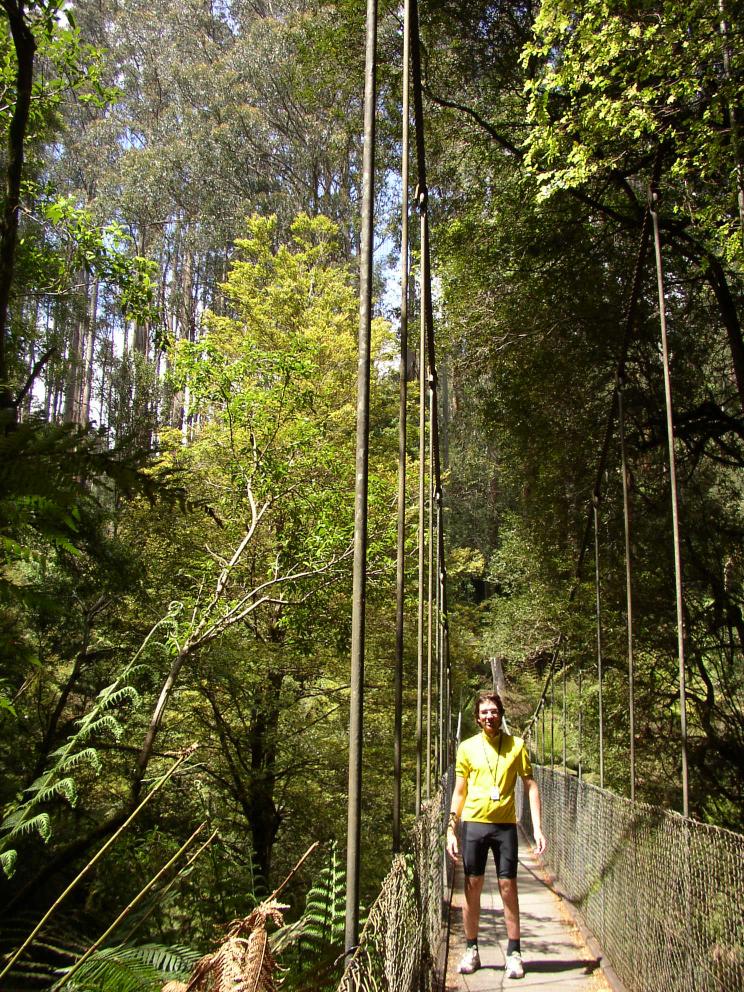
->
[337,785,453,992]
[519,767,744,992]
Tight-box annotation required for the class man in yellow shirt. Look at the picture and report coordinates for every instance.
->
[446,691,546,979]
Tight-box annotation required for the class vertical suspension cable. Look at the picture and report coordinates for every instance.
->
[593,497,605,789]
[550,673,555,771]
[345,0,378,953]
[562,653,567,774]
[578,663,583,782]
[439,354,449,780]
[650,182,690,818]
[412,0,431,813]
[432,536,438,783]
[618,378,637,801]
[435,502,442,779]
[392,0,411,856]
[415,249,426,817]
[441,529,451,771]
[426,377,434,799]
[541,700,546,766]
[409,0,451,790]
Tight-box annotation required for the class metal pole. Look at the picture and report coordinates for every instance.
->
[650,182,690,818]
[618,379,637,801]
[392,0,411,856]
[593,498,605,789]
[345,0,377,953]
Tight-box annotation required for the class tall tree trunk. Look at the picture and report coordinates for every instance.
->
[20,299,38,420]
[63,273,88,424]
[103,333,114,427]
[0,0,36,424]
[80,277,99,423]
[134,229,149,357]
[52,378,62,421]
[179,248,195,442]
[42,305,53,419]
[246,670,284,884]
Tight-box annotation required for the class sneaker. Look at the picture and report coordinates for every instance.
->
[505,951,524,979]
[458,946,481,974]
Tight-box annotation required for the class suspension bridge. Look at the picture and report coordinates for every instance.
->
[337,0,744,990]
[1,1,741,989]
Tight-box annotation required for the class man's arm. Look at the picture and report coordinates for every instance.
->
[446,775,468,860]
[523,775,546,854]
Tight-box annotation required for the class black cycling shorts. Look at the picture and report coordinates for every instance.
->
[461,821,519,878]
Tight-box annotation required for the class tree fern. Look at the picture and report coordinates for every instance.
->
[0,607,180,875]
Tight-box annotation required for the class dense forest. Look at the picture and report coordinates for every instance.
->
[0,0,742,989]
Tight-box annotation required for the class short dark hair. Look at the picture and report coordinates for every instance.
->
[474,691,504,720]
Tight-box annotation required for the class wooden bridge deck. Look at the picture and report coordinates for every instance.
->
[445,829,617,992]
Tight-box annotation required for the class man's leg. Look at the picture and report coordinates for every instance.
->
[463,874,485,940]
[497,877,520,939]
[457,823,487,973]
[499,875,525,979]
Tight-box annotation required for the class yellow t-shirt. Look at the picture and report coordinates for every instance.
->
[455,731,532,824]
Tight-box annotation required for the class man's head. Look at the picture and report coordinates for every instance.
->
[474,691,504,735]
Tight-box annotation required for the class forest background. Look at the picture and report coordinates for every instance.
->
[0,0,742,989]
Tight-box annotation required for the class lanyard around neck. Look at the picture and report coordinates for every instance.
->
[481,730,503,784]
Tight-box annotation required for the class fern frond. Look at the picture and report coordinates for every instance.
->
[48,535,82,556]
[3,811,51,841]
[99,685,141,710]
[76,714,124,741]
[57,747,102,774]
[1,847,17,877]
[290,841,346,953]
[59,942,199,992]
[26,777,77,807]
[123,944,201,972]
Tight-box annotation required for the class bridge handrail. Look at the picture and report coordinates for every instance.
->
[337,783,453,992]
[519,767,744,992]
